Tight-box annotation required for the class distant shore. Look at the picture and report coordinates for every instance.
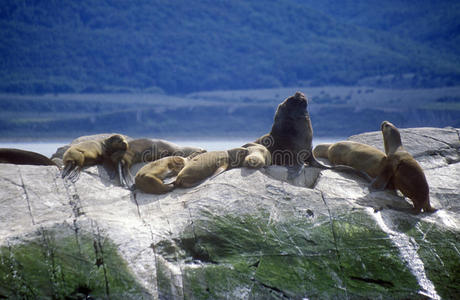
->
[1,86,459,140]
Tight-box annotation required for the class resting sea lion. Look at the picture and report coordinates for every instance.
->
[51,133,132,167]
[0,148,58,166]
[110,138,205,187]
[133,150,205,194]
[241,143,271,168]
[174,147,249,188]
[61,134,128,182]
[373,121,436,214]
[134,156,188,194]
[256,91,371,180]
[313,141,386,178]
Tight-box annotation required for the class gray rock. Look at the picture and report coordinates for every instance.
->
[0,127,459,299]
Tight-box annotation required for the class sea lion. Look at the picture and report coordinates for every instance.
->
[373,121,436,214]
[134,156,188,194]
[110,138,205,187]
[255,91,313,167]
[0,148,58,166]
[256,91,370,180]
[241,143,271,168]
[61,134,128,182]
[313,141,386,178]
[133,150,205,194]
[174,147,249,188]
[51,133,132,167]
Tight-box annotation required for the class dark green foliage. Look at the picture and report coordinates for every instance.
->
[1,0,459,94]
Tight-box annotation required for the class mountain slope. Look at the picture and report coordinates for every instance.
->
[1,0,459,94]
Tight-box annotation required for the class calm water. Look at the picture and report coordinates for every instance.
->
[0,137,342,158]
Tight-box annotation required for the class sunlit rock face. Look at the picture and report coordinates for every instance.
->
[0,127,459,299]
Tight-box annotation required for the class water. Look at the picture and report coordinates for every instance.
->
[0,137,342,158]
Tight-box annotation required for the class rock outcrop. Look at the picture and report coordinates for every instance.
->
[0,127,459,299]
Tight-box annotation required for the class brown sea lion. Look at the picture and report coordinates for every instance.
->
[0,148,58,166]
[241,143,271,168]
[174,147,249,188]
[372,121,436,214]
[61,134,128,182]
[313,141,386,178]
[110,138,205,187]
[256,91,371,180]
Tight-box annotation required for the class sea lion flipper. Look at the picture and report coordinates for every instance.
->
[371,160,393,190]
[67,167,81,183]
[287,164,304,180]
[118,162,128,187]
[61,163,74,178]
[209,165,228,181]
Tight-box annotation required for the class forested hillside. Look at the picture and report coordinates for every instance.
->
[1,0,459,94]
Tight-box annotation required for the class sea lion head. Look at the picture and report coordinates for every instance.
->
[104,134,129,154]
[241,143,271,168]
[381,121,402,154]
[276,91,308,118]
[227,147,250,168]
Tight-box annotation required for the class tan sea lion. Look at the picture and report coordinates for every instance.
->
[134,156,188,194]
[313,141,386,178]
[51,133,132,167]
[241,143,271,168]
[174,147,249,188]
[0,148,58,167]
[373,121,436,214]
[110,138,205,187]
[61,134,128,182]
[256,91,371,180]
[133,150,205,194]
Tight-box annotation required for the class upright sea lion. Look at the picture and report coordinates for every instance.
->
[241,143,271,168]
[373,121,436,214]
[256,91,314,167]
[174,147,249,188]
[61,134,128,182]
[110,138,205,187]
[256,91,370,180]
[313,141,386,178]
[0,148,58,166]
[133,150,205,194]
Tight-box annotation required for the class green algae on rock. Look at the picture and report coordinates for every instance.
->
[0,227,145,299]
[156,212,426,299]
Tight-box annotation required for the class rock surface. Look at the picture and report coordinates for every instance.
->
[0,127,459,299]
